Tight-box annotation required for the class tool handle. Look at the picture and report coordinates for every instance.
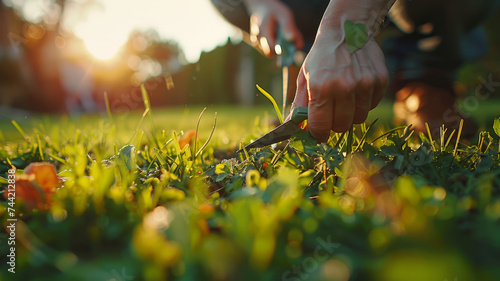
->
[277,28,296,67]
[291,107,308,124]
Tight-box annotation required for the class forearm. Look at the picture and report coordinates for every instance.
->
[318,0,396,38]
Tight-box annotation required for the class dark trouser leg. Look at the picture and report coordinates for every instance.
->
[385,0,500,85]
[386,0,500,138]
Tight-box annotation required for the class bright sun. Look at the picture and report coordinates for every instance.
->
[84,38,122,60]
[73,12,129,60]
[71,0,239,63]
[81,34,124,60]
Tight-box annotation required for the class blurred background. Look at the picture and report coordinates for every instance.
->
[0,0,499,115]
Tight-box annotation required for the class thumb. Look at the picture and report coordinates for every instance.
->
[287,69,308,122]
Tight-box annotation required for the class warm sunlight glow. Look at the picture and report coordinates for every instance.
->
[81,33,124,60]
[73,11,129,60]
[71,0,241,63]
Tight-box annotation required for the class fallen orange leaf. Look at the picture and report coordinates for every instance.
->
[179,130,197,149]
[198,203,214,215]
[24,162,59,193]
[5,162,60,210]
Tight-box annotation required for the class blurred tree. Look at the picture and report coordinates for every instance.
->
[0,0,189,113]
[175,38,278,106]
[124,29,184,87]
[96,29,187,111]
[0,0,102,112]
[0,3,23,107]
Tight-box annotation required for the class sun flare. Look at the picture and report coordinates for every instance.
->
[73,12,129,61]
[69,0,240,63]
[81,35,124,60]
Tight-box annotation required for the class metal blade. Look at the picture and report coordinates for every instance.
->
[238,107,308,152]
[241,120,298,151]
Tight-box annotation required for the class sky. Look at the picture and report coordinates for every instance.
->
[68,0,242,62]
[2,0,242,62]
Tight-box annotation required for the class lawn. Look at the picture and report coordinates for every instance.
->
[1,95,500,281]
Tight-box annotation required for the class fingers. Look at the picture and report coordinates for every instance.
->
[259,16,277,56]
[302,43,389,142]
[249,3,303,57]
[250,14,274,57]
[291,40,389,143]
[352,50,374,124]
[329,72,355,133]
[275,9,304,50]
[306,70,337,142]
[352,42,389,123]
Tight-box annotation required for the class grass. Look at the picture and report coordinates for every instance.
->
[0,105,270,144]
[0,96,500,281]
[3,97,499,143]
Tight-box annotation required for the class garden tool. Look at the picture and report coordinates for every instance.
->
[237,107,308,152]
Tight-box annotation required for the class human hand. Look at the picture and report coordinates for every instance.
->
[287,0,395,142]
[291,35,389,142]
[244,0,303,57]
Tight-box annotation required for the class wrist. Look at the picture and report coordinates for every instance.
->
[319,0,396,37]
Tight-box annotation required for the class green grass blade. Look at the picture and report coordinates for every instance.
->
[36,134,44,161]
[127,110,148,144]
[440,125,445,151]
[370,126,407,144]
[354,119,378,152]
[239,141,250,161]
[49,153,66,164]
[194,107,208,157]
[425,123,436,151]
[333,132,346,149]
[147,139,173,170]
[11,120,28,141]
[256,84,284,124]
[173,131,181,155]
[104,91,114,124]
[271,141,290,166]
[196,112,217,158]
[453,119,464,157]
[444,130,456,150]
[137,131,144,149]
[346,125,354,154]
[141,84,151,111]
[141,85,160,149]
[478,133,484,153]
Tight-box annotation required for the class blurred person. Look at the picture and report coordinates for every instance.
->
[59,44,97,114]
[211,0,500,141]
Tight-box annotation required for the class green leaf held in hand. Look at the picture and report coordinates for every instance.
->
[344,20,368,53]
